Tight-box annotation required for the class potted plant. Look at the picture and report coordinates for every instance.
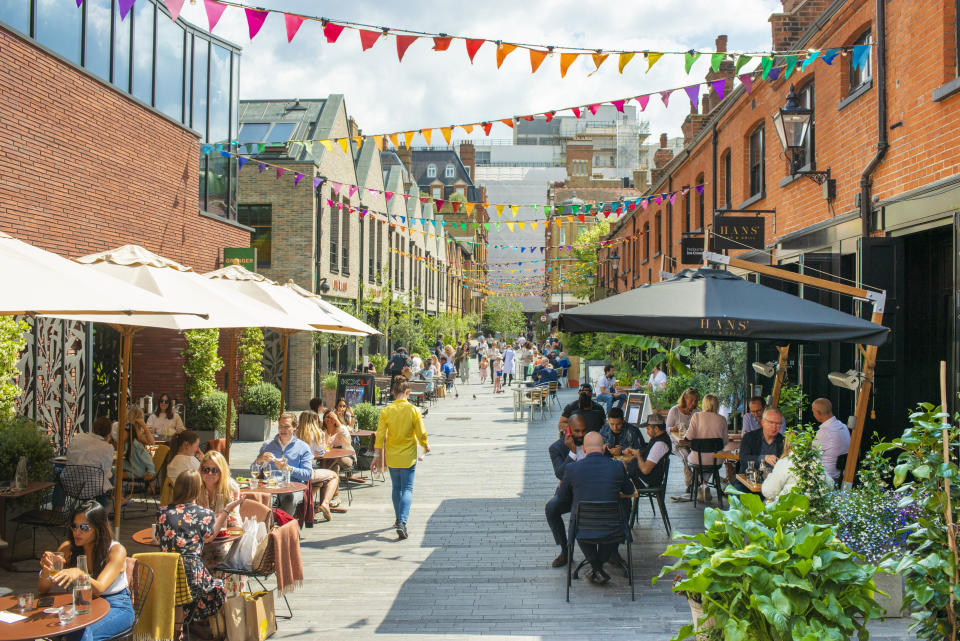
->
[369,353,387,375]
[0,417,54,509]
[191,391,236,444]
[322,372,338,409]
[655,491,886,641]
[238,382,282,442]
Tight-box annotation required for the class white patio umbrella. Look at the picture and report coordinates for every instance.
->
[282,281,379,336]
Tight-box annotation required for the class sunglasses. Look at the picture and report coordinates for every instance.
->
[158,400,169,405]
[70,523,91,532]
[200,467,221,475]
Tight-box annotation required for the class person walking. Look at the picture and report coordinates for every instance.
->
[372,377,430,540]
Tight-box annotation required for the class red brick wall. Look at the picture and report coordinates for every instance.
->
[0,26,250,403]
[605,0,960,290]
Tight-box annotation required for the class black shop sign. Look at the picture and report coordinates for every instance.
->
[681,236,705,265]
[712,215,765,250]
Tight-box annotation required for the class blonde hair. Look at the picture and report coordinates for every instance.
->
[297,410,323,451]
[129,406,145,422]
[199,451,233,512]
[701,394,720,413]
[677,387,700,410]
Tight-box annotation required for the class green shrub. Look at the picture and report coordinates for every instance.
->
[182,329,223,403]
[0,417,54,484]
[0,318,28,420]
[777,383,809,427]
[237,328,264,394]
[322,372,338,391]
[241,382,282,420]
[369,353,387,374]
[352,403,380,431]
[192,391,236,437]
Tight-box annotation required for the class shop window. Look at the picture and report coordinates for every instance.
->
[748,127,764,198]
[237,204,271,267]
[83,0,112,82]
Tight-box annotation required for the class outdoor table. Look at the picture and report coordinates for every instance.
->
[0,481,55,571]
[735,474,763,494]
[318,448,354,461]
[349,429,376,438]
[239,481,308,496]
[132,527,242,547]
[0,593,109,641]
[715,451,740,462]
[511,386,526,421]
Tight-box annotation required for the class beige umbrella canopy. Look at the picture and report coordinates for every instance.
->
[282,281,379,337]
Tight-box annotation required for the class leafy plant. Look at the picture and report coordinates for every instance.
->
[687,341,746,413]
[352,402,380,431]
[482,297,526,338]
[237,327,264,395]
[0,417,54,484]
[182,329,223,403]
[618,335,707,378]
[879,402,960,641]
[241,382,282,420]
[655,492,885,641]
[787,424,831,514]
[776,384,809,427]
[369,353,387,374]
[322,372,338,391]
[565,219,610,301]
[192,391,235,437]
[0,317,28,420]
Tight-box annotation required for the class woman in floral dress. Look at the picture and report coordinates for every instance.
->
[156,469,242,622]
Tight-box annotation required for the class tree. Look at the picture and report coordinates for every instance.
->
[0,318,27,420]
[237,327,264,395]
[688,341,747,412]
[565,219,610,301]
[482,297,525,338]
[182,329,223,403]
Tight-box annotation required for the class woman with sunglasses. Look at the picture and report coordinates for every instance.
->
[296,410,340,521]
[319,410,355,475]
[147,393,184,440]
[38,502,135,641]
[335,398,356,430]
[197,451,244,566]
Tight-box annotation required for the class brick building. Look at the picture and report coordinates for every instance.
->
[0,2,247,433]
[600,0,960,444]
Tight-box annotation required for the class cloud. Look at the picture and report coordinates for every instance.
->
[177,0,782,140]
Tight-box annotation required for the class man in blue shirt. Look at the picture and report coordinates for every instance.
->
[441,356,455,390]
[536,362,559,385]
[256,412,314,516]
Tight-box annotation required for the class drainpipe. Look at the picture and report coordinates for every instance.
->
[711,124,718,220]
[860,0,889,238]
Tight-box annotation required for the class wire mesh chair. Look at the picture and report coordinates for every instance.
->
[216,522,296,620]
[11,479,69,560]
[566,500,633,602]
[630,457,672,535]
[61,465,106,504]
[688,438,726,509]
[103,559,154,641]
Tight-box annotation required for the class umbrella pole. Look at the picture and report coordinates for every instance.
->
[280,331,290,412]
[842,309,884,487]
[225,329,238,462]
[769,345,790,407]
[113,327,135,532]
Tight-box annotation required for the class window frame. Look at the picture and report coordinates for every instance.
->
[684,186,690,232]
[237,203,272,268]
[340,199,350,275]
[328,202,340,274]
[426,164,437,178]
[849,29,873,94]
[723,150,732,207]
[748,127,765,199]
[642,223,650,263]
[696,173,706,230]
[795,82,815,171]
[444,164,455,178]
[655,213,662,256]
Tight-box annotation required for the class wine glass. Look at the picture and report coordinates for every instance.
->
[747,460,757,483]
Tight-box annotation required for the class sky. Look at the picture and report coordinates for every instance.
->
[177,0,783,141]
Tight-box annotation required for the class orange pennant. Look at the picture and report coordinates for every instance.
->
[440,127,452,144]
[420,129,432,145]
[560,53,579,78]
[529,48,548,73]
[403,131,415,148]
[374,135,384,150]
[461,124,474,134]
[618,52,635,73]
[389,133,399,148]
[591,53,609,72]
[496,43,517,68]
[465,203,475,214]
[500,118,515,129]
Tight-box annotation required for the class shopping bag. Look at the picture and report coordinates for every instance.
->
[222,593,246,641]
[243,591,277,641]
[221,517,267,571]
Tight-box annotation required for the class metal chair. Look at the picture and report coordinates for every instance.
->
[217,521,296,620]
[547,381,562,411]
[61,465,106,504]
[566,500,633,602]
[445,371,459,398]
[408,380,428,406]
[521,387,545,421]
[688,438,726,509]
[103,558,154,641]
[631,457,672,535]
[11,478,69,559]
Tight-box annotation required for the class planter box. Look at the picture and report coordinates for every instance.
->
[687,598,715,641]
[873,571,905,618]
[322,389,337,410]
[238,414,271,442]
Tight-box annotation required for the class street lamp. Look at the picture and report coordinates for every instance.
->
[772,85,831,187]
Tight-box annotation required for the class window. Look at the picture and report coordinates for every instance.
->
[238,123,270,144]
[83,0,112,82]
[398,235,404,289]
[684,187,690,232]
[36,0,82,63]
[368,218,376,284]
[388,230,394,289]
[849,30,872,92]
[340,202,350,275]
[445,164,455,178]
[723,150,732,207]
[455,186,466,196]
[155,16,185,121]
[328,203,339,273]
[643,223,650,261]
[795,83,815,170]
[748,127,764,198]
[376,223,383,282]
[237,204,271,267]
[696,173,705,229]
[431,186,442,200]
[208,44,231,144]
[131,0,154,106]
[427,164,437,178]
[655,213,662,255]
[464,166,471,178]
[0,0,31,33]
[635,228,641,267]
[191,37,208,139]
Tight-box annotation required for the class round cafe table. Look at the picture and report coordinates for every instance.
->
[238,481,307,495]
[131,527,242,546]
[350,429,376,438]
[0,593,109,641]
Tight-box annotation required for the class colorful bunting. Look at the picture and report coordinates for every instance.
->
[646,52,663,72]
[163,0,184,22]
[618,52,635,73]
[203,0,227,31]
[284,13,305,42]
[244,8,269,40]
[465,38,485,63]
[684,84,700,108]
[359,29,381,51]
[496,43,517,68]
[323,21,345,43]
[560,53,578,78]
[684,51,701,74]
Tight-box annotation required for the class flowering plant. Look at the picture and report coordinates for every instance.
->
[821,488,918,563]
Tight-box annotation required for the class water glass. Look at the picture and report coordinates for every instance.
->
[17,593,34,612]
[51,553,64,573]
[272,470,283,486]
[282,469,291,486]
[58,604,75,625]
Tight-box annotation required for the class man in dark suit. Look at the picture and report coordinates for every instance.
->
[545,413,590,568]
[557,431,635,584]
[734,407,785,493]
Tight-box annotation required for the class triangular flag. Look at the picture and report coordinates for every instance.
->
[500,118,514,129]
[571,107,581,118]
[529,49,548,73]
[518,222,526,230]
[323,22,344,43]
[710,52,725,72]
[591,53,609,72]
[163,0,184,22]
[359,29,381,51]
[530,222,538,231]
[852,45,870,70]
[587,103,600,115]
[660,89,673,107]
[496,43,517,68]
[374,135,384,150]
[461,124,474,134]
[696,184,705,195]
[432,36,452,51]
[560,53,578,78]
[784,54,798,79]
[284,13,304,42]
[822,48,840,65]
[440,127,452,144]
[465,38,485,63]
[511,206,517,218]
[506,222,514,231]
[118,0,136,19]
[684,85,700,107]
[451,202,461,213]
[578,214,585,223]
[646,51,663,72]
[761,56,773,80]
[739,73,753,94]
[403,131,415,147]
[388,133,399,148]
[313,177,323,189]
[465,203,475,215]
[636,94,650,111]
[348,185,359,198]
[734,54,752,74]
[436,199,445,210]
[338,138,349,154]
[482,122,493,136]
[618,52,635,73]
[420,129,432,145]
[684,51,701,74]
[396,34,417,61]
[711,78,726,100]
[237,156,249,169]
[320,139,333,152]
[330,182,341,196]
[385,191,394,201]
[203,0,227,31]
[244,8,268,39]
[275,167,286,179]
[612,99,626,113]
[257,163,265,174]
[768,67,781,81]
[801,50,821,71]
[294,173,304,186]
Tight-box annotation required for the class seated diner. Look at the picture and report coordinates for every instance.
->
[255,411,314,516]
[197,450,245,566]
[296,410,340,521]
[146,393,185,440]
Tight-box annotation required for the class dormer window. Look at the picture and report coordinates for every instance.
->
[427,164,437,178]
[445,164,455,178]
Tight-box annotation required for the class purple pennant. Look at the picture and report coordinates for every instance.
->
[659,89,672,107]
[711,78,726,100]
[237,157,249,170]
[76,0,83,7]
[275,168,286,180]
[313,177,323,189]
[684,84,700,108]
[257,163,266,174]
[767,67,781,81]
[118,0,136,20]
[294,173,304,186]
[669,193,677,205]
[739,73,753,94]
[696,184,705,195]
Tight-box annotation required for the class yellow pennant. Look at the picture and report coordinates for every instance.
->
[421,129,432,145]
[338,138,349,154]
[560,53,579,78]
[320,139,333,152]
[647,52,663,72]
[440,127,453,144]
[496,204,504,217]
[556,218,564,226]
[618,52,635,73]
[389,133,400,148]
[465,203,475,215]
[506,222,514,231]
[518,222,526,230]
[352,136,362,148]
[591,53,609,72]
[374,135,384,150]
[511,206,518,218]
[403,131,415,148]
[496,43,517,68]
[530,222,538,230]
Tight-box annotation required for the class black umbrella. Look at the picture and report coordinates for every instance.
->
[558,268,888,346]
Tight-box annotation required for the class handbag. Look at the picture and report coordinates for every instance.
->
[221,517,266,571]
[243,591,277,641]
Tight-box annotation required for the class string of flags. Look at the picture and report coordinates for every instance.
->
[133,0,871,80]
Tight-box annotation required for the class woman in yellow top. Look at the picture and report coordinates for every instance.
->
[373,377,429,540]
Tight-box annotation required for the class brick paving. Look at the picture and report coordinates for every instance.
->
[0,377,915,639]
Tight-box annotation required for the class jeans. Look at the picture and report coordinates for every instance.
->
[389,465,416,524]
[596,392,627,414]
[66,590,135,641]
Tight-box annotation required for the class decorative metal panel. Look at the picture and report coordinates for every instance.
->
[262,329,283,388]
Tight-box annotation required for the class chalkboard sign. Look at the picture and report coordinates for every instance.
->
[336,373,375,408]
[625,393,652,426]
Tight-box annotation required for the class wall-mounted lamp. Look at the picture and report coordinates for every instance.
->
[773,85,832,189]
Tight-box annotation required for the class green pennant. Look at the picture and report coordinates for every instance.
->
[441,220,446,226]
[761,56,773,80]
[784,54,797,79]
[735,54,752,74]
[460,222,467,231]
[543,205,551,215]
[572,204,580,214]
[257,143,266,154]
[495,222,501,231]
[483,223,490,231]
[710,52,725,72]
[684,51,701,74]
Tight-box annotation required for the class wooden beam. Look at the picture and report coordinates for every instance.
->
[224,329,238,462]
[722,254,871,300]
[280,331,290,413]
[769,345,790,407]
[113,327,135,531]
[842,309,884,486]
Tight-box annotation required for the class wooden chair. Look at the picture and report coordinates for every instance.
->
[521,387,545,422]
[205,439,226,454]
[546,381,562,411]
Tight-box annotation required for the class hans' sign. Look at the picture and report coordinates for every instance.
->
[712,215,765,250]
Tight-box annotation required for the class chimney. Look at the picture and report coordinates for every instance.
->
[459,141,475,179]
[770,0,832,51]
[704,33,735,113]
[659,133,668,148]
[396,144,413,174]
[653,133,674,169]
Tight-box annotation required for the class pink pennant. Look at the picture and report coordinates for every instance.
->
[348,185,359,198]
[326,199,334,207]
[641,199,648,210]
[163,0,184,22]
[203,0,227,32]
[275,168,286,179]
[669,193,677,205]
[284,13,305,43]
[402,194,411,200]
[587,104,600,115]
[739,73,753,94]
[359,29,380,51]
[385,192,394,201]
[244,8,268,39]
[655,195,662,205]
[396,35,417,61]
[660,89,673,107]
[323,22,345,43]
[571,107,581,119]
[611,99,625,113]
[711,78,726,100]
[330,181,342,196]
[636,95,650,111]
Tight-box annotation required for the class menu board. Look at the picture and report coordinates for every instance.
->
[336,373,375,408]
[625,393,652,426]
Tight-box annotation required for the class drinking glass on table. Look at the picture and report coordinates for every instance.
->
[17,593,34,612]
[747,460,757,483]
[58,604,75,625]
